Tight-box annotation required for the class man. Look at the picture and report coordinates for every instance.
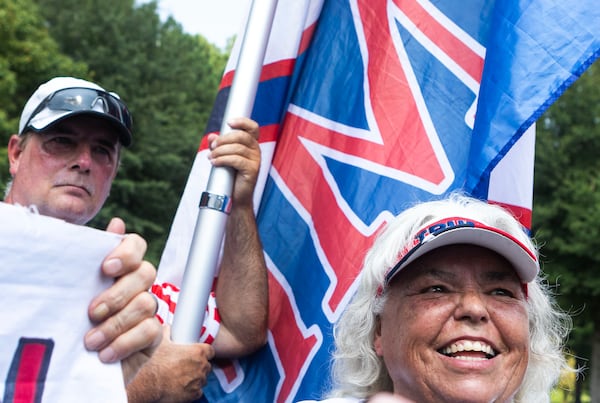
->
[5,77,269,400]
[4,76,162,383]
[300,194,573,403]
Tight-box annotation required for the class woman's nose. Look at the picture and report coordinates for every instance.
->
[453,291,490,324]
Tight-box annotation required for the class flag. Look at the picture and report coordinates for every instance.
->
[157,0,600,402]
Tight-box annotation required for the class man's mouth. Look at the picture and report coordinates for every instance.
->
[56,183,92,196]
[438,340,497,361]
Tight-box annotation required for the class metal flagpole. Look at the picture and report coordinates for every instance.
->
[171,0,279,343]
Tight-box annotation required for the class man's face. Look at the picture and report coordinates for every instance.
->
[374,244,530,403]
[6,115,120,224]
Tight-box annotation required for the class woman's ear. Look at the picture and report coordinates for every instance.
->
[373,315,384,356]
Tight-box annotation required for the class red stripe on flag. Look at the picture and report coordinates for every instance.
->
[268,270,320,403]
[219,70,235,90]
[216,360,238,384]
[298,22,318,54]
[392,0,484,82]
[219,59,297,90]
[257,124,280,143]
[489,200,533,229]
[198,123,280,152]
[273,114,383,313]
[357,0,448,185]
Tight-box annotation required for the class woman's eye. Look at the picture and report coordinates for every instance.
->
[491,288,514,297]
[422,285,446,293]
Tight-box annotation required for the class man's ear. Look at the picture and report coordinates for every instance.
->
[373,315,384,356]
[7,135,23,176]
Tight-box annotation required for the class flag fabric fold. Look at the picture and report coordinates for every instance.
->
[157,0,599,402]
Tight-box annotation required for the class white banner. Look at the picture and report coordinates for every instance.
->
[0,202,127,403]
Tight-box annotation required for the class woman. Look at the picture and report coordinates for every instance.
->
[303,194,573,403]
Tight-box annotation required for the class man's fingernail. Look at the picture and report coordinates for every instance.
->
[85,329,106,350]
[92,302,109,321]
[99,347,118,363]
[103,258,122,275]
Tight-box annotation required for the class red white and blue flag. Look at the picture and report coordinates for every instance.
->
[158,0,599,402]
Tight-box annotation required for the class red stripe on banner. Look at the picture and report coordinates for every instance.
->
[391,0,484,82]
[6,338,54,403]
[15,344,46,402]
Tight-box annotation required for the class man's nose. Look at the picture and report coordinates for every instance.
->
[70,145,93,171]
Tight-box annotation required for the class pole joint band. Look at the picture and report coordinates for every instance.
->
[199,192,232,214]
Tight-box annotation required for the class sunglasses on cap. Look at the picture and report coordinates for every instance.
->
[21,87,133,141]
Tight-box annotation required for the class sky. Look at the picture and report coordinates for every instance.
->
[150,0,251,49]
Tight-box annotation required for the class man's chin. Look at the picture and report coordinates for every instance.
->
[44,202,96,225]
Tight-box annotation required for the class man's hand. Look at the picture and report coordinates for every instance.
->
[127,325,216,403]
[85,217,162,384]
[206,117,261,207]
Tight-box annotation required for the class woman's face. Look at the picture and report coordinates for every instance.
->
[374,244,529,403]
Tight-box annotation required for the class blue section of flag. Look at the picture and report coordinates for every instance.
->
[293,0,368,129]
[467,0,600,196]
[201,0,599,402]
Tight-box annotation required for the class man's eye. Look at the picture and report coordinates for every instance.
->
[43,136,76,153]
[93,146,111,156]
[51,136,74,145]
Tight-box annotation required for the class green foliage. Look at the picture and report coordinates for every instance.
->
[31,0,228,262]
[0,0,88,194]
[0,0,228,262]
[534,61,600,300]
[533,60,600,392]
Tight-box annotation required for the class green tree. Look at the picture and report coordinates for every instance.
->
[0,0,87,195]
[34,0,227,262]
[533,60,600,402]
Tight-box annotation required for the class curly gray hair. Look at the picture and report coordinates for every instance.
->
[328,194,572,402]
